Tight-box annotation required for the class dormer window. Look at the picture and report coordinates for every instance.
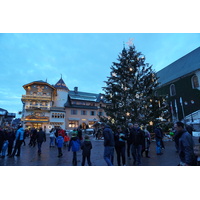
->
[170,84,176,96]
[192,75,199,89]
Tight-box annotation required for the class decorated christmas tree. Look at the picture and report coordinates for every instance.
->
[101,43,170,127]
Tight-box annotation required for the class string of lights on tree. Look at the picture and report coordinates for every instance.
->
[101,42,170,127]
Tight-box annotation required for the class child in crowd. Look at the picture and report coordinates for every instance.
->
[68,131,81,166]
[56,133,64,157]
[81,135,92,166]
[64,133,70,147]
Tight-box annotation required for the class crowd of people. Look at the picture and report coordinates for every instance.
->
[0,121,199,166]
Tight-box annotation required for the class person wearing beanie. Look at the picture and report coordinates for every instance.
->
[81,135,92,166]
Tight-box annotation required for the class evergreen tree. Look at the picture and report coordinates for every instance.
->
[101,44,170,126]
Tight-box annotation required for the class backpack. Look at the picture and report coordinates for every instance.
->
[71,140,80,152]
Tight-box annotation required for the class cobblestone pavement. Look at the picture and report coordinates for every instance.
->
[0,134,187,166]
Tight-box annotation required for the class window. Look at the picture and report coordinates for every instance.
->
[81,110,87,115]
[90,111,96,116]
[71,110,78,115]
[52,113,65,118]
[98,111,104,116]
[170,84,176,96]
[69,121,79,128]
[192,75,199,89]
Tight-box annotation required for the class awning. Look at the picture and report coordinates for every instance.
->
[50,122,64,125]
[68,118,80,121]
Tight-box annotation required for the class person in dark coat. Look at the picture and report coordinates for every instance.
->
[114,126,126,166]
[36,127,46,155]
[130,123,145,165]
[174,122,196,166]
[125,123,133,160]
[154,124,163,155]
[77,126,83,141]
[29,128,37,147]
[0,127,5,155]
[7,128,15,156]
[0,128,8,158]
[81,135,92,166]
[102,123,115,166]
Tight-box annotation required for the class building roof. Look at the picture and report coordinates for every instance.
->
[0,108,8,115]
[157,46,200,87]
[23,80,56,91]
[0,108,7,112]
[69,91,99,102]
[54,78,70,91]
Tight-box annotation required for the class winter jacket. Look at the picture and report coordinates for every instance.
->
[7,131,15,144]
[15,128,24,141]
[114,131,126,147]
[68,136,81,152]
[103,125,115,147]
[0,129,5,142]
[130,127,145,146]
[81,140,92,156]
[178,130,196,165]
[154,127,162,139]
[56,136,64,148]
[36,130,46,143]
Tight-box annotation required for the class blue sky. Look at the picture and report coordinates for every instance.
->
[0,33,200,117]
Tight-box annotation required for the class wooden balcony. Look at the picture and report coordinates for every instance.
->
[25,106,50,110]
[22,95,52,101]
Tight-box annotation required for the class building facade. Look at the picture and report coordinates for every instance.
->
[21,78,107,132]
[156,46,200,124]
[21,79,66,133]
[64,87,107,129]
[0,108,16,127]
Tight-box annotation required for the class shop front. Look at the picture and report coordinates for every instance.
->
[22,115,50,132]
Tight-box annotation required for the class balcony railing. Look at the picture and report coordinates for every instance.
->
[22,95,51,100]
[25,106,50,110]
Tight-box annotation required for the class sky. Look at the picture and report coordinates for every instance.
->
[0,33,200,117]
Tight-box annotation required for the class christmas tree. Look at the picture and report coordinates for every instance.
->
[101,43,170,127]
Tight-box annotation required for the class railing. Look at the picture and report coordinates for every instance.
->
[22,95,51,100]
[25,106,50,110]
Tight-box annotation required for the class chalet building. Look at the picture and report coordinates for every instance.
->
[155,46,200,124]
[21,79,66,132]
[21,78,107,132]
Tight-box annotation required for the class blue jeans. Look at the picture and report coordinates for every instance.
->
[115,145,126,166]
[50,137,55,147]
[104,146,114,166]
[131,144,142,165]
[156,139,161,154]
